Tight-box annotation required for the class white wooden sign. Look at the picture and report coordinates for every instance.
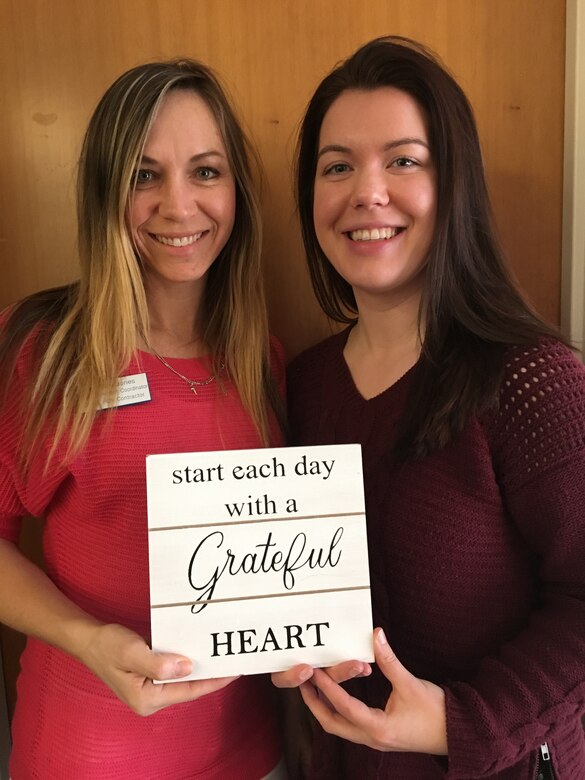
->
[146,444,373,680]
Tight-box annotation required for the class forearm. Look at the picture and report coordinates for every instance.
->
[0,537,240,717]
[0,538,102,663]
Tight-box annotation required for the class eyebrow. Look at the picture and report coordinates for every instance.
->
[139,150,226,164]
[317,137,429,159]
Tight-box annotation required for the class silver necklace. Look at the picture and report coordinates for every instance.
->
[152,350,224,395]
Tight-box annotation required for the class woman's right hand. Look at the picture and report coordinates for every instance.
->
[80,622,238,716]
[272,659,371,689]
[0,540,236,716]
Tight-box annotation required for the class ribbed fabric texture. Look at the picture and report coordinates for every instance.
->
[0,339,285,779]
[287,330,585,780]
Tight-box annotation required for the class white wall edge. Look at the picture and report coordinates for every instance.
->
[562,0,585,358]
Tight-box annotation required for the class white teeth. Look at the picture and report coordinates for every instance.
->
[349,227,399,241]
[155,233,203,246]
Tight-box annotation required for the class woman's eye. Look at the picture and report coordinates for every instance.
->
[323,162,351,176]
[195,167,219,181]
[392,157,417,169]
[134,169,154,186]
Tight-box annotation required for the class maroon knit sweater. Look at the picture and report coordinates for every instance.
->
[287,330,585,779]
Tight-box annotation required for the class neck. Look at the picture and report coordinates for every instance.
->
[350,287,423,355]
[143,277,206,358]
[344,288,423,400]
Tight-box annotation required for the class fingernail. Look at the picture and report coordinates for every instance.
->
[377,628,387,646]
[299,666,313,682]
[174,659,192,676]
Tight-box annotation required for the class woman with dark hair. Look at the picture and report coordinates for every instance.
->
[275,37,585,779]
[0,60,286,778]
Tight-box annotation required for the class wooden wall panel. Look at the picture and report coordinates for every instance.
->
[0,0,566,719]
[0,0,566,356]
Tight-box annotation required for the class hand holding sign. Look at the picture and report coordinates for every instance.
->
[81,622,238,716]
[147,444,374,680]
[271,659,372,688]
[299,628,447,755]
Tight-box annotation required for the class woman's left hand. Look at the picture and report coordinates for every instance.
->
[299,627,448,755]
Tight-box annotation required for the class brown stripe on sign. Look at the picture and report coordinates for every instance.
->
[149,511,365,532]
[151,585,371,609]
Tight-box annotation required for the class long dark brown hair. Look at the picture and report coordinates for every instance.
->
[296,36,563,459]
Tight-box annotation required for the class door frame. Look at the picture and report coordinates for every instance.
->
[562,0,585,357]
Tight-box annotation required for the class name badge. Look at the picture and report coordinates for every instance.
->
[99,373,151,409]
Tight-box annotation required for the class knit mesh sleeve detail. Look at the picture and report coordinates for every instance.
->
[488,340,585,493]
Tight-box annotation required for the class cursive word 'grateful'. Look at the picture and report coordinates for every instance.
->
[188,528,344,613]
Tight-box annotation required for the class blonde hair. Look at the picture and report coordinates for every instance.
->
[1,59,279,465]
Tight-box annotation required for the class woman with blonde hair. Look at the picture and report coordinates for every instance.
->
[0,59,285,779]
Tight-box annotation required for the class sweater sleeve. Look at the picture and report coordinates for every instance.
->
[444,341,585,778]
[0,338,68,542]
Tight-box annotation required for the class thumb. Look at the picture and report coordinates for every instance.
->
[146,650,193,681]
[374,628,410,687]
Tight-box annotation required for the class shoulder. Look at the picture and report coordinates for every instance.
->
[486,338,585,489]
[497,338,585,418]
[0,310,49,391]
[503,337,583,376]
[286,330,349,443]
[0,285,72,379]
[287,329,347,389]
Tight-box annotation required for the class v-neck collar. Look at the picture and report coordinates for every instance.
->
[334,326,416,405]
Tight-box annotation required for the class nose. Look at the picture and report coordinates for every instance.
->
[350,167,390,209]
[158,176,196,221]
